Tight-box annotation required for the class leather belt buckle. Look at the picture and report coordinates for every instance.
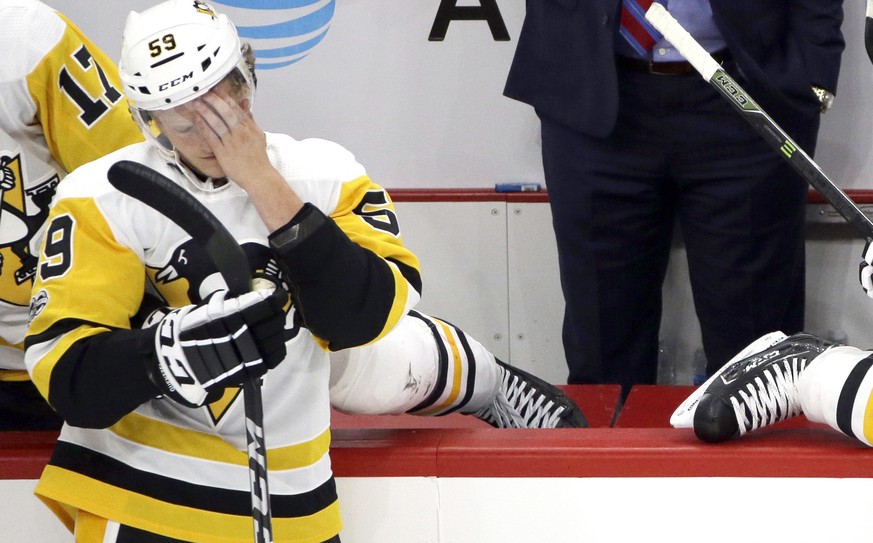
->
[649,59,696,75]
[617,50,730,76]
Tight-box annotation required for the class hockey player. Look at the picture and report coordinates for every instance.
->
[670,242,873,447]
[0,0,143,430]
[24,1,584,541]
[0,0,581,436]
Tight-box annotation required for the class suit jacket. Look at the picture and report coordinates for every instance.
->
[504,0,845,140]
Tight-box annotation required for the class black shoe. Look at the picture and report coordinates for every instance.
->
[682,333,834,443]
[473,360,588,428]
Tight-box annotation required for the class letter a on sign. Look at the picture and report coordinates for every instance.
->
[429,0,510,41]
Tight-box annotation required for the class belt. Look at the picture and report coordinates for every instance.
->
[616,50,730,76]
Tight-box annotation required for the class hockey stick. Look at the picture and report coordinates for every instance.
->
[106,160,273,543]
[645,3,873,243]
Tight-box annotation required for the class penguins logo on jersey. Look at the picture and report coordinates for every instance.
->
[149,238,223,305]
[147,237,300,425]
[0,154,59,307]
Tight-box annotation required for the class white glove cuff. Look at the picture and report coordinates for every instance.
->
[154,305,207,407]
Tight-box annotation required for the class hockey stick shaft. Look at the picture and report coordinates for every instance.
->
[645,3,873,243]
[106,160,273,543]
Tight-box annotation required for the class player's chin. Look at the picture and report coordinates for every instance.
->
[188,157,225,180]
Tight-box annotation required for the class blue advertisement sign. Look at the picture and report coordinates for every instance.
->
[212,0,335,69]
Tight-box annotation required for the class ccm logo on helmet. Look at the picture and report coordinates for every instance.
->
[159,72,195,92]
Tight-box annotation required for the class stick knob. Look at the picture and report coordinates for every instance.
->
[644,3,721,81]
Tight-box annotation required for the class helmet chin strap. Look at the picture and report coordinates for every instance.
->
[165,151,230,190]
[177,156,230,190]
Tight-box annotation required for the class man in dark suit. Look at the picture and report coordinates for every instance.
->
[504,0,845,396]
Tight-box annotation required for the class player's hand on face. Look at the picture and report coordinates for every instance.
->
[859,238,873,299]
[191,89,271,188]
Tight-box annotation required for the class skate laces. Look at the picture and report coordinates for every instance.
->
[477,367,565,428]
[729,356,808,435]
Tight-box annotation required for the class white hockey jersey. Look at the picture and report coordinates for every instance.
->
[25,135,421,542]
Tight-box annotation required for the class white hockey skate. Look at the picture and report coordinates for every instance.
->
[671,332,834,442]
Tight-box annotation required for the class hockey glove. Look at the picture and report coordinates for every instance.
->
[150,288,288,407]
[860,239,873,299]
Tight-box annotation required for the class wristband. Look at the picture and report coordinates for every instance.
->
[268,202,326,254]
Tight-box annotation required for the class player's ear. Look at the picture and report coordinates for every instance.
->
[241,43,257,88]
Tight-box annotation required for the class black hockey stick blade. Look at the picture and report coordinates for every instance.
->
[646,4,873,243]
[106,160,273,543]
[107,160,251,296]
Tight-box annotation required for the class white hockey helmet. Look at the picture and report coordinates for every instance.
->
[119,0,247,112]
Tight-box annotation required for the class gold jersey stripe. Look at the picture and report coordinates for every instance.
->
[110,412,332,471]
[37,466,342,542]
[0,369,30,382]
[377,262,412,343]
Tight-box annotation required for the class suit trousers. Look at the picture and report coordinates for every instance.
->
[540,61,815,394]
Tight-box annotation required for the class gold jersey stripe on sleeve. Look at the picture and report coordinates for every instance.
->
[373,261,413,343]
